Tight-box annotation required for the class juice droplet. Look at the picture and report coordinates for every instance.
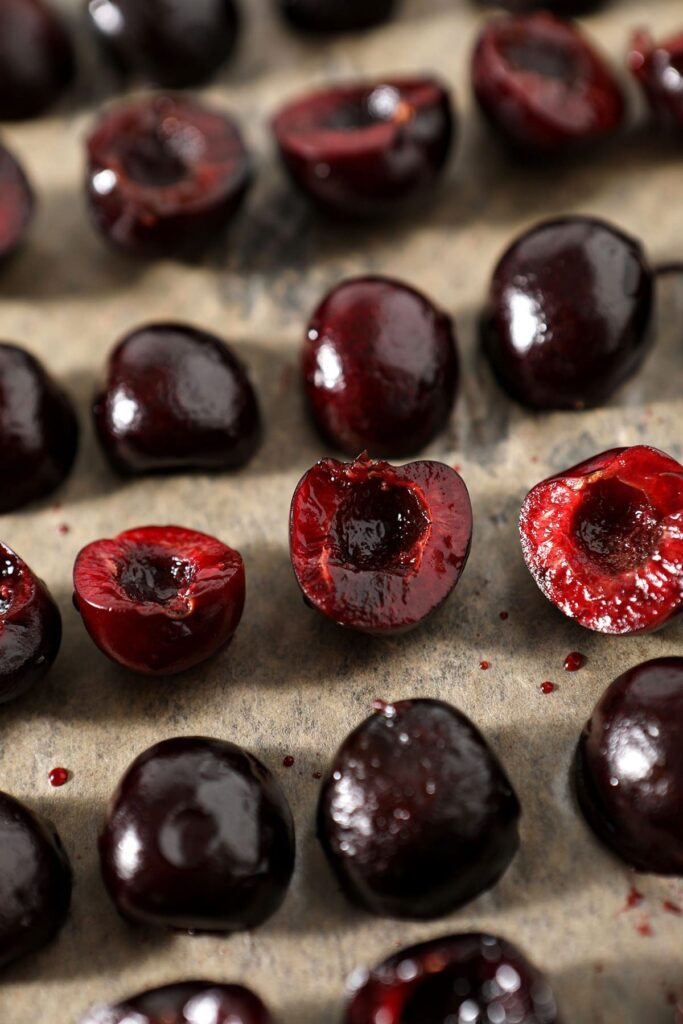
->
[282,755,295,769]
[663,900,682,915]
[499,611,509,620]
[564,651,586,672]
[312,770,322,780]
[623,885,644,911]
[636,921,653,937]
[48,767,69,787]
[57,522,70,535]
[540,681,557,695]
[480,660,490,671]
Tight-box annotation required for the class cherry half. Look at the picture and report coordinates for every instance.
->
[273,77,454,218]
[86,94,252,258]
[79,981,273,1024]
[483,216,654,410]
[318,699,520,919]
[0,144,34,260]
[472,13,625,154]
[345,933,561,1024]
[99,736,295,932]
[73,525,245,675]
[629,29,683,132]
[0,0,75,121]
[304,276,458,457]
[576,657,683,874]
[520,445,683,635]
[290,454,472,634]
[280,0,396,33]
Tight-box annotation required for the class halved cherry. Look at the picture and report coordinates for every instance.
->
[290,454,472,634]
[73,525,245,675]
[0,143,34,260]
[79,981,273,1024]
[272,77,454,218]
[520,446,683,635]
[629,29,683,131]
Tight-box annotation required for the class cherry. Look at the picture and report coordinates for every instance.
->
[0,542,61,705]
[0,0,75,121]
[0,143,34,260]
[345,933,561,1023]
[472,13,625,154]
[86,94,252,258]
[290,454,472,634]
[483,216,654,410]
[273,77,454,218]
[629,29,683,131]
[79,981,273,1024]
[280,0,396,33]
[94,322,261,475]
[318,699,520,919]
[303,276,458,457]
[520,445,683,635]
[0,791,72,968]
[87,0,240,88]
[99,736,295,932]
[73,525,245,675]
[0,343,79,513]
[576,658,683,874]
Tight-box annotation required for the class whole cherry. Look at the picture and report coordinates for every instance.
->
[0,144,35,260]
[0,0,75,121]
[79,981,274,1024]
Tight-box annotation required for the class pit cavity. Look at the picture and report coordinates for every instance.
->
[573,477,662,575]
[117,547,195,605]
[120,130,188,187]
[501,34,582,82]
[332,477,429,571]
[0,556,19,616]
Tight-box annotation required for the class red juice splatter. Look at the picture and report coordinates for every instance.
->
[282,756,295,768]
[564,651,586,672]
[312,770,322,780]
[499,611,509,620]
[48,767,69,787]
[663,900,682,916]
[636,921,653,937]
[622,885,644,912]
[540,681,557,694]
[57,523,70,536]
[480,661,490,670]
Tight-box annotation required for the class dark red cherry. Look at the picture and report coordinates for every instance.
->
[0,0,75,121]
[280,0,396,32]
[520,446,683,635]
[273,77,454,218]
[94,322,261,475]
[87,0,240,88]
[318,699,520,919]
[472,13,625,154]
[79,981,273,1024]
[73,525,245,675]
[0,791,72,968]
[0,542,61,705]
[629,29,683,131]
[86,94,252,259]
[483,216,654,410]
[576,658,683,874]
[303,276,458,457]
[346,933,561,1024]
[0,343,79,513]
[99,737,295,932]
[290,454,472,634]
[0,143,35,260]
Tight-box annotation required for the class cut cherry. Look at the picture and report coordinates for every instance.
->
[73,525,245,675]
[280,0,396,33]
[318,699,520,919]
[629,29,683,131]
[0,143,35,260]
[273,77,454,218]
[0,791,72,968]
[345,933,561,1024]
[304,276,458,457]
[472,13,625,153]
[86,94,252,258]
[0,0,75,121]
[520,445,683,635]
[0,542,61,705]
[99,736,295,932]
[94,322,261,474]
[290,454,472,634]
[576,657,683,874]
[79,981,273,1024]
[483,216,654,410]
[0,343,79,513]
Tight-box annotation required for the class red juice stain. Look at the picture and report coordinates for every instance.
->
[48,767,69,787]
[282,756,295,768]
[480,660,490,671]
[57,523,70,536]
[453,464,462,473]
[564,651,586,672]
[499,611,509,620]
[312,770,322,780]
[622,885,644,912]
[663,900,682,915]
[540,681,557,694]
[636,921,653,937]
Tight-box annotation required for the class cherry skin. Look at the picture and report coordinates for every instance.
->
[280,0,396,33]
[273,77,454,218]
[79,981,273,1024]
[0,144,35,260]
[73,525,245,675]
[0,791,72,968]
[86,94,252,259]
[318,699,520,919]
[520,445,683,635]
[290,454,472,634]
[94,322,261,475]
[304,276,458,457]
[629,29,683,131]
[98,737,295,932]
[0,0,75,121]
[483,216,654,410]
[472,13,625,154]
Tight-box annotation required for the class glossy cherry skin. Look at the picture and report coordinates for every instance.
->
[319,699,520,919]
[73,525,245,675]
[520,446,683,635]
[483,216,654,410]
[99,737,295,932]
[576,658,683,874]
[346,933,561,1024]
[86,94,252,259]
[280,0,396,32]
[0,343,79,513]
[87,0,240,88]
[0,0,75,121]
[290,454,472,634]
[629,30,683,131]
[94,323,261,475]
[273,77,454,218]
[304,277,458,457]
[80,981,273,1024]
[0,144,35,260]
[472,13,625,154]
[0,791,72,968]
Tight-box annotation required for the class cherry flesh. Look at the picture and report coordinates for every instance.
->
[520,445,683,635]
[79,981,273,1024]
[73,525,245,675]
[0,144,35,260]
[629,30,683,131]
[280,0,396,33]
[290,454,472,634]
[99,736,295,932]
[0,0,75,121]
[273,77,454,218]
